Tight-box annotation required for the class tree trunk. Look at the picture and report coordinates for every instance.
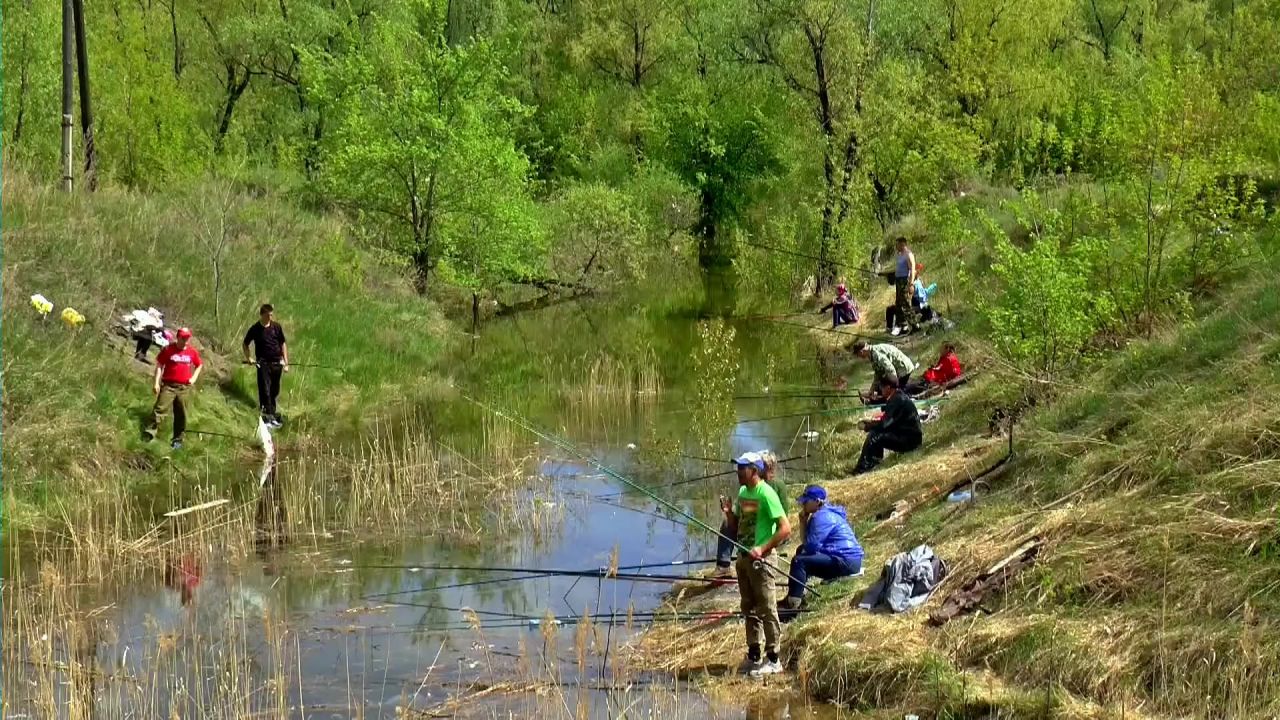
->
[214,63,252,154]
[72,0,98,191]
[167,0,184,79]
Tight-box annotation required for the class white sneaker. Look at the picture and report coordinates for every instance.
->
[750,659,784,677]
[740,656,762,675]
[890,326,902,336]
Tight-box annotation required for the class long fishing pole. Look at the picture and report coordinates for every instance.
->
[455,391,824,597]
[186,428,254,442]
[360,559,718,601]
[741,240,885,279]
[735,396,944,425]
[330,607,814,636]
[245,360,343,371]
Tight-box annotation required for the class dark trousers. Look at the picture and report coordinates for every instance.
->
[256,362,284,417]
[892,278,915,330]
[832,305,857,328]
[787,552,861,599]
[856,430,922,473]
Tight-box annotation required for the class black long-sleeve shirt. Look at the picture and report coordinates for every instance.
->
[868,392,922,441]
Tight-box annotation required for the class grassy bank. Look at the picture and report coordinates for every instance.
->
[636,273,1280,718]
[2,170,453,532]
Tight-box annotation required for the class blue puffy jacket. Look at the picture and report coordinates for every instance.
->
[802,505,863,564]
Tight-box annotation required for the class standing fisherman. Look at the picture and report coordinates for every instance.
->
[144,327,202,449]
[720,452,791,677]
[715,451,789,577]
[243,304,289,428]
[887,237,917,336]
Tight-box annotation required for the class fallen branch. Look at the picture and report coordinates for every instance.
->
[928,536,1042,626]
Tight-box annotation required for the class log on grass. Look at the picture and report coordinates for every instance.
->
[927,537,1041,626]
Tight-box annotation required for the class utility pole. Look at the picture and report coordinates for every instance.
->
[72,0,97,191]
[61,0,75,192]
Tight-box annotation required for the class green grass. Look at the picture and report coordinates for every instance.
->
[2,169,452,530]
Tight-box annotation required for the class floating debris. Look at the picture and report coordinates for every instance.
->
[802,431,820,440]
[163,499,230,518]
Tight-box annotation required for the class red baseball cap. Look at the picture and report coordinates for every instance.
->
[176,327,193,339]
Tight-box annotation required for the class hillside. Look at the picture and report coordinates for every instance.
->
[637,274,1280,718]
[1,171,451,532]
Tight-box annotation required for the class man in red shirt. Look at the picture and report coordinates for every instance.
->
[144,327,203,449]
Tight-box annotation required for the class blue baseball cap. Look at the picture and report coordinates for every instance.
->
[796,485,827,504]
[731,452,766,472]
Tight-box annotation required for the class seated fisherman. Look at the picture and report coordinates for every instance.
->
[781,485,863,609]
[904,343,964,395]
[850,341,916,404]
[716,451,788,577]
[819,282,860,328]
[854,376,923,475]
[911,264,938,324]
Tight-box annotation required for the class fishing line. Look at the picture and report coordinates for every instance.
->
[455,391,824,597]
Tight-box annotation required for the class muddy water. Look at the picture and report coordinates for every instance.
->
[4,299,876,719]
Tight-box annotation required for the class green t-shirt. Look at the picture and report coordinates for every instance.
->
[734,481,786,551]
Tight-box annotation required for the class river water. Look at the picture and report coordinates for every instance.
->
[3,296,874,719]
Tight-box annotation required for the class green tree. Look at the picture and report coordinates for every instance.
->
[310,1,542,294]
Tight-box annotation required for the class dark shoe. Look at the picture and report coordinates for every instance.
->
[268,417,283,429]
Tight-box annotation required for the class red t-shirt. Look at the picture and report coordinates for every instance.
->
[923,352,963,385]
[157,344,203,384]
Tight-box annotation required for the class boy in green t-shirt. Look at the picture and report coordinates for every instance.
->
[719,452,792,676]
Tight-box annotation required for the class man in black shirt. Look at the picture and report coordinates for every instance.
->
[853,376,922,475]
[243,304,289,427]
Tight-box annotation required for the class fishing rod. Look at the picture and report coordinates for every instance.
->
[361,559,718,601]
[244,360,344,371]
[455,391,824,597]
[186,428,254,442]
[735,396,944,425]
[734,391,861,400]
[741,240,884,279]
[590,453,808,501]
[331,607,815,636]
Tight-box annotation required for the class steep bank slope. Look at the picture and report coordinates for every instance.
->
[638,275,1280,718]
[2,173,450,531]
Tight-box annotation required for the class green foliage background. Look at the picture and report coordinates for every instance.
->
[4,0,1279,367]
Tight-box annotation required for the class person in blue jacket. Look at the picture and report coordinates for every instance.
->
[781,485,863,608]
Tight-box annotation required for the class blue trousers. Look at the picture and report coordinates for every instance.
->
[787,551,861,599]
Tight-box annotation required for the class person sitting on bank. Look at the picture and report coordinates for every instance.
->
[819,282,860,328]
[904,343,964,395]
[781,485,863,609]
[854,376,922,475]
[143,327,202,450]
[911,264,938,324]
[243,304,289,428]
[851,341,917,404]
[715,451,788,577]
[720,452,791,677]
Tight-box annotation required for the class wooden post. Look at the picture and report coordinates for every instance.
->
[72,0,97,191]
[61,0,74,191]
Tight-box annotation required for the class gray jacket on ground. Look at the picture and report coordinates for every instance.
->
[858,544,947,613]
